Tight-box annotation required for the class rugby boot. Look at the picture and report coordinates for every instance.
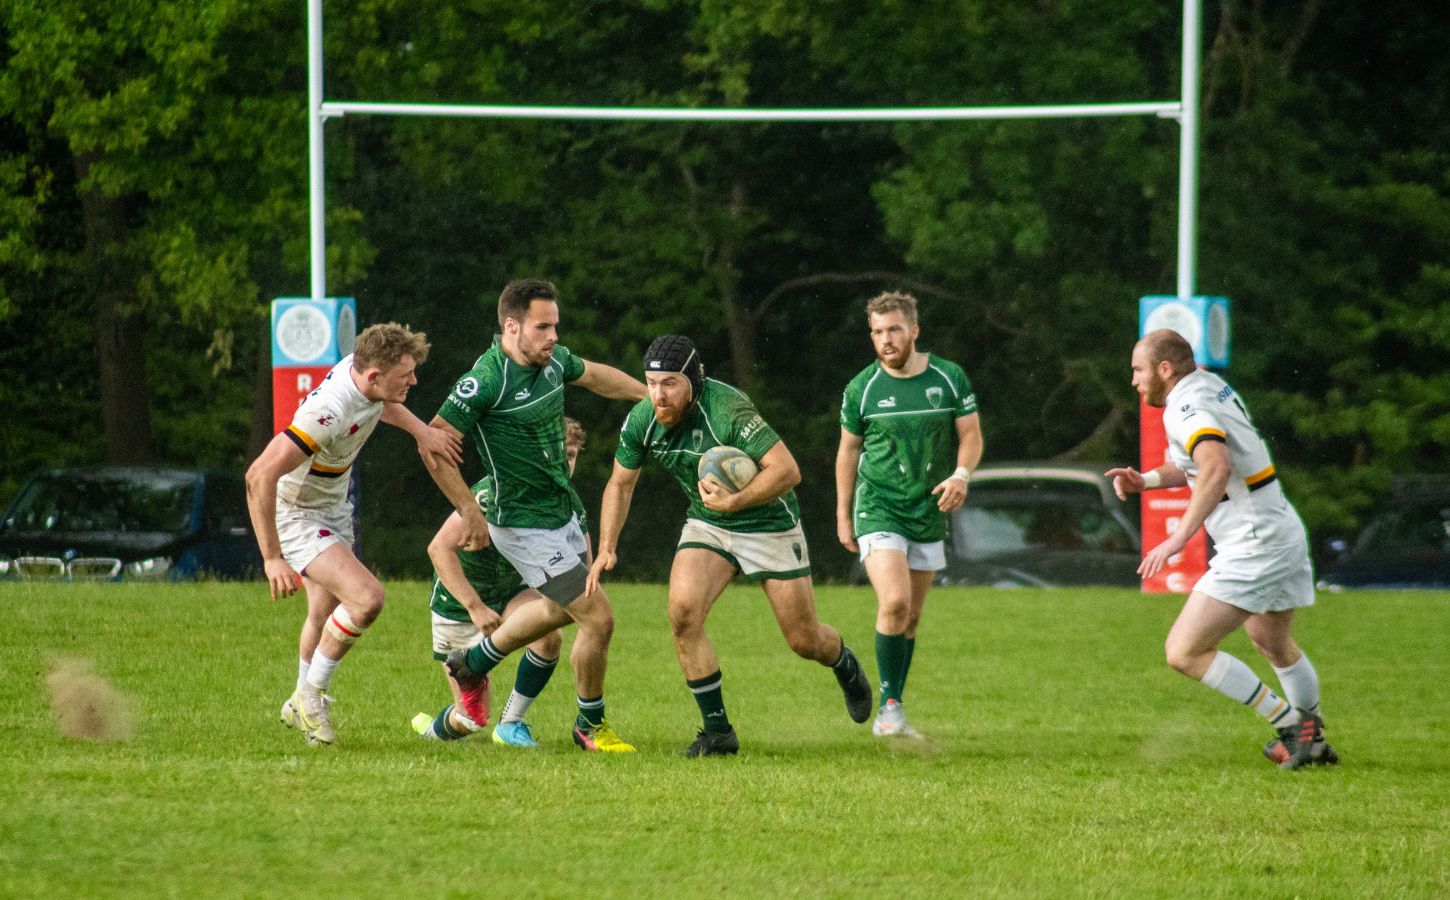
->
[295,687,335,746]
[492,721,540,748]
[683,727,740,758]
[572,719,636,752]
[1279,711,1335,770]
[834,645,873,723]
[457,675,491,728]
[444,649,487,693]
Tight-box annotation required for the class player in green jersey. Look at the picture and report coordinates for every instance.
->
[835,292,983,738]
[587,335,873,757]
[424,279,646,752]
[411,418,590,747]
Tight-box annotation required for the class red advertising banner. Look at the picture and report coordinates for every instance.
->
[1139,397,1209,593]
[271,365,334,434]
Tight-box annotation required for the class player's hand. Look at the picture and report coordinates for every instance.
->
[467,604,503,635]
[263,557,302,602]
[415,426,463,472]
[837,519,859,554]
[1104,466,1145,500]
[931,474,969,512]
[459,508,490,551]
[1139,533,1187,579]
[585,550,616,599]
[698,479,739,513]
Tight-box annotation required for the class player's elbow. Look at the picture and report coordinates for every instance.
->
[426,535,454,567]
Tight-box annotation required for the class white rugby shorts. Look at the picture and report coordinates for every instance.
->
[276,504,354,574]
[430,612,482,659]
[1194,540,1315,614]
[857,531,947,572]
[678,518,811,582]
[487,515,589,588]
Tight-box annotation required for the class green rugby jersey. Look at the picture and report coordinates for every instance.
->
[437,336,586,529]
[841,353,977,542]
[616,379,800,533]
[430,477,588,622]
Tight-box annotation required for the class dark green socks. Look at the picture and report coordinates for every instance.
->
[875,631,909,705]
[687,670,731,733]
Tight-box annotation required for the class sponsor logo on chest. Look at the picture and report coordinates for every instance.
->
[877,396,897,409]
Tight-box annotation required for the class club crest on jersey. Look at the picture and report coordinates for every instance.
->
[348,424,359,435]
[691,429,704,451]
[317,414,336,426]
[544,366,560,385]
[926,387,944,408]
[877,396,897,409]
[455,377,480,399]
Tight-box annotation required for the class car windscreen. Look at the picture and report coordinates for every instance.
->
[954,495,1137,559]
[1352,502,1450,554]
[3,471,199,534]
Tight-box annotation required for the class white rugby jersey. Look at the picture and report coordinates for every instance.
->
[276,356,383,510]
[1162,369,1306,553]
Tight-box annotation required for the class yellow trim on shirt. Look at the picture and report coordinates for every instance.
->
[308,460,352,474]
[1245,464,1276,487]
[286,425,320,453]
[1185,427,1227,454]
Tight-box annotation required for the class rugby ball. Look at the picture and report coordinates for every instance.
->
[697,446,758,494]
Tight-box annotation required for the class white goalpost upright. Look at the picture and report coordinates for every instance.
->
[305,0,1202,303]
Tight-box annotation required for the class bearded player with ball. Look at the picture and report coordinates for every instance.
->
[587,335,873,757]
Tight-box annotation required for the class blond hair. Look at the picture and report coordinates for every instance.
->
[353,323,429,371]
[865,291,919,327]
[565,416,586,451]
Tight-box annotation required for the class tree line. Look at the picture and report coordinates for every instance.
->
[2,1,1446,579]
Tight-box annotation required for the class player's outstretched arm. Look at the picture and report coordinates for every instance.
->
[423,416,490,550]
[700,440,800,514]
[1104,463,1188,500]
[835,428,864,553]
[574,359,647,401]
[382,402,462,471]
[1139,447,1227,579]
[932,411,984,512]
[244,433,309,601]
[427,512,502,634]
[586,461,641,598]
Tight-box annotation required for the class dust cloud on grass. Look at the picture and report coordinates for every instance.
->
[45,656,135,741]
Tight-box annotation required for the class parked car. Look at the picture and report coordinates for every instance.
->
[0,467,262,581]
[1317,477,1450,591]
[849,462,1142,588]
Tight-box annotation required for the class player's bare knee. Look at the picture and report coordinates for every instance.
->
[533,630,563,659]
[353,583,385,625]
[668,601,707,639]
[1163,638,1199,675]
[782,625,819,659]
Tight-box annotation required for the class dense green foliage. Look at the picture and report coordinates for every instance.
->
[2,582,1447,896]
[2,2,1446,578]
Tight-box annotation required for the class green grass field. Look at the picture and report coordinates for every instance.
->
[1,581,1447,898]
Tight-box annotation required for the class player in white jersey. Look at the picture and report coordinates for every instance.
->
[246,323,461,746]
[1106,329,1338,770]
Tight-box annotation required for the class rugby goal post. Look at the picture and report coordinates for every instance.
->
[305,0,1204,304]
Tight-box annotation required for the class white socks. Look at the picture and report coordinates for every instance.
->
[305,650,340,692]
[1201,650,1299,728]
[1272,653,1321,717]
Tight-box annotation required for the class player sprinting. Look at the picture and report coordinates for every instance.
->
[245,323,461,746]
[587,335,873,758]
[424,278,646,752]
[835,292,983,738]
[1106,329,1338,769]
[411,418,589,747]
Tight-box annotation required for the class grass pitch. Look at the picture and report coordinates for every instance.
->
[1,581,1447,897]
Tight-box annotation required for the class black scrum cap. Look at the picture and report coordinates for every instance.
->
[643,335,704,404]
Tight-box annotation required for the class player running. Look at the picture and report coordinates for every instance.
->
[1106,329,1338,770]
[835,291,982,738]
[246,322,461,746]
[424,278,646,752]
[411,419,589,747]
[587,335,873,758]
